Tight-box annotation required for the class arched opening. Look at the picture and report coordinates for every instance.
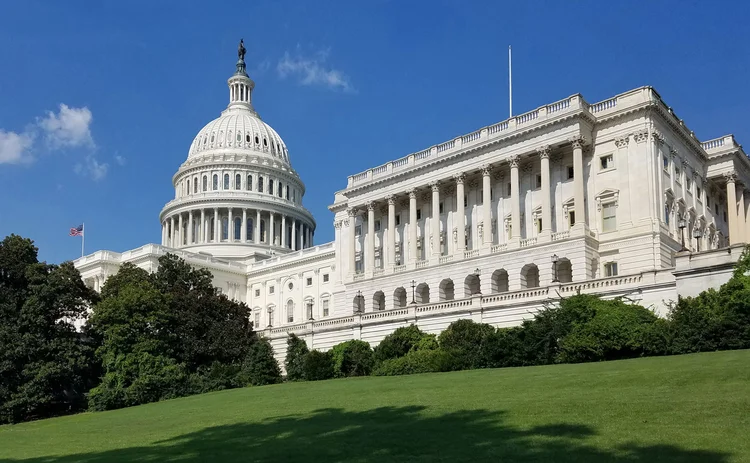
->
[209,217,215,242]
[235,174,241,190]
[234,217,242,241]
[556,258,573,283]
[439,279,455,301]
[202,175,207,192]
[260,220,266,243]
[286,300,294,323]
[221,217,229,241]
[247,175,253,191]
[278,181,283,197]
[491,269,509,293]
[258,176,264,192]
[416,283,430,304]
[393,287,407,309]
[212,174,218,191]
[187,179,190,195]
[246,218,254,241]
[268,178,274,195]
[373,291,385,311]
[193,176,198,194]
[520,264,540,289]
[352,295,365,313]
[223,174,230,190]
[464,274,481,297]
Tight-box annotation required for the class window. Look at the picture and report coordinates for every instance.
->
[439,202,444,214]
[395,214,401,226]
[674,165,681,181]
[287,300,294,323]
[235,174,241,189]
[600,154,614,170]
[506,182,511,196]
[568,211,576,228]
[323,273,329,283]
[663,155,669,170]
[194,177,198,193]
[212,174,218,190]
[203,175,208,191]
[686,177,692,191]
[254,312,260,328]
[417,209,422,220]
[234,218,241,240]
[463,195,467,208]
[355,225,362,236]
[278,181,283,197]
[268,309,274,327]
[247,175,252,191]
[268,179,273,195]
[187,179,190,194]
[664,205,670,225]
[567,166,575,180]
[697,186,702,199]
[715,204,719,215]
[269,286,275,294]
[478,190,483,205]
[255,289,260,297]
[322,299,330,317]
[602,202,617,232]
[374,220,381,232]
[258,176,264,192]
[221,217,229,240]
[223,174,230,190]
[604,262,618,277]
[536,218,542,233]
[285,187,290,200]
[306,277,312,286]
[535,174,542,189]
[490,188,494,201]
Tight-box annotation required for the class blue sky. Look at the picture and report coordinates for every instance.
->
[1,0,749,264]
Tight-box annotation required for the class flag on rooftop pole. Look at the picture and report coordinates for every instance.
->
[69,224,84,257]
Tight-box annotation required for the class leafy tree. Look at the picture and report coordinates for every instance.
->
[302,350,334,381]
[330,340,374,377]
[242,338,282,386]
[285,334,309,381]
[437,319,498,369]
[0,235,97,424]
[373,325,435,363]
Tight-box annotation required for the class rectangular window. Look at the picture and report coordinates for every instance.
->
[463,195,468,208]
[268,179,274,195]
[269,311,274,327]
[374,220,381,232]
[306,277,312,286]
[536,218,542,233]
[535,174,542,189]
[439,202,444,214]
[664,205,670,225]
[506,182,511,196]
[355,225,362,236]
[674,165,681,181]
[255,289,260,297]
[323,273,329,283]
[663,155,669,170]
[322,299,329,317]
[686,177,692,191]
[567,166,575,180]
[355,254,363,273]
[254,312,260,328]
[568,210,576,228]
[395,214,401,226]
[604,262,619,277]
[416,209,422,220]
[602,202,617,232]
[600,154,614,170]
[269,286,274,294]
[490,188,494,201]
[697,186,702,200]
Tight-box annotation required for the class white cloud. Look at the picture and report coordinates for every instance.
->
[277,48,354,92]
[38,104,94,149]
[0,130,34,164]
[74,154,108,181]
[114,154,126,166]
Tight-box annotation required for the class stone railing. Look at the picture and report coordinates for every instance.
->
[551,231,570,241]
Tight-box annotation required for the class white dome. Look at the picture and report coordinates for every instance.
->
[188,108,291,164]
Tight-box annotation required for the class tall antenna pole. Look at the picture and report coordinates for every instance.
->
[508,45,513,118]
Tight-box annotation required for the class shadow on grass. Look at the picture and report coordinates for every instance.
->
[0,406,730,462]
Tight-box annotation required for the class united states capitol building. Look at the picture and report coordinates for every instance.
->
[74,45,750,362]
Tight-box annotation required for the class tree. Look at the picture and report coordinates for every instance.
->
[302,350,334,381]
[242,339,282,386]
[0,236,98,424]
[285,334,309,381]
[330,340,375,377]
[373,325,434,363]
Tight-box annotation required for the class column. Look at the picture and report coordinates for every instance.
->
[509,157,521,239]
[188,211,194,244]
[241,209,247,243]
[538,146,552,235]
[347,208,357,275]
[430,182,441,257]
[161,222,166,246]
[269,212,275,246]
[255,210,260,243]
[281,215,287,248]
[214,208,219,242]
[571,136,586,228]
[409,189,418,262]
[302,223,306,249]
[228,208,234,243]
[725,172,739,245]
[200,209,205,243]
[367,202,375,270]
[454,175,465,253]
[481,165,492,246]
[738,188,746,245]
[178,214,184,247]
[170,216,175,247]
[387,195,396,266]
[292,218,297,251]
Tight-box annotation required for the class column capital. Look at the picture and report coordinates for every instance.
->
[614,136,630,149]
[408,188,418,199]
[480,164,492,176]
[429,181,441,192]
[366,201,375,211]
[387,195,396,205]
[569,135,586,149]
[347,207,358,217]
[536,145,551,159]
[453,173,466,184]
[509,155,520,169]
[723,171,738,184]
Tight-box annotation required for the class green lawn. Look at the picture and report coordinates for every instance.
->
[1,350,749,463]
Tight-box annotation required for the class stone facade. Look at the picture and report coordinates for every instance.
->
[74,57,750,367]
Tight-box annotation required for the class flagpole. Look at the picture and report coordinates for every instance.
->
[508,45,513,118]
[81,222,85,258]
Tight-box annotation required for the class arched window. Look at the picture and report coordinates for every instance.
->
[286,300,294,323]
[439,279,455,301]
[203,175,207,192]
[393,287,407,309]
[223,174,230,190]
[416,283,430,304]
[258,176,264,193]
[373,291,385,311]
[278,181,283,197]
[260,220,266,242]
[247,175,252,191]
[234,217,242,240]
[187,179,191,195]
[247,218,254,241]
[285,186,290,200]
[193,176,198,193]
[464,274,481,297]
[268,178,274,195]
[491,269,509,293]
[521,264,540,288]
[221,217,229,241]
[212,174,218,190]
[209,217,215,241]
[235,174,241,190]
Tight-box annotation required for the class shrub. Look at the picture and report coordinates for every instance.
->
[330,340,374,377]
[284,334,309,381]
[303,350,335,381]
[241,339,282,386]
[557,301,660,363]
[373,325,435,363]
[372,349,460,376]
[437,320,498,369]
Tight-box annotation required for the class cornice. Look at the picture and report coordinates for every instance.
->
[159,195,316,225]
[246,250,336,277]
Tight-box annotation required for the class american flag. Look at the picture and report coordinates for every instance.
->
[69,224,84,237]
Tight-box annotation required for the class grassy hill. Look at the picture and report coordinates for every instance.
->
[0,350,748,462]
